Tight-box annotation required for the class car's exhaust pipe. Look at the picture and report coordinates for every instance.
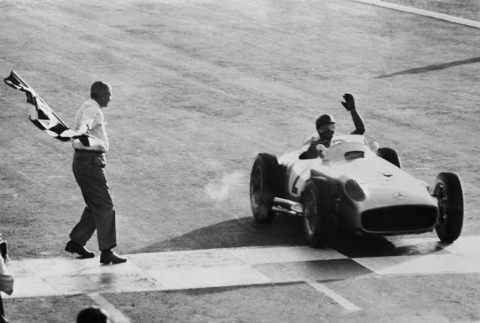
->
[272,197,303,216]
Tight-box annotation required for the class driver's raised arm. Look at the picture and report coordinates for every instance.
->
[341,93,365,135]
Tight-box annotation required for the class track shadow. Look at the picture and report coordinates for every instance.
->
[133,215,448,258]
[376,56,480,78]
[133,215,307,254]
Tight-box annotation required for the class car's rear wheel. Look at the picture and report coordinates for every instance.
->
[302,181,335,248]
[250,153,281,223]
[377,147,401,168]
[434,172,464,243]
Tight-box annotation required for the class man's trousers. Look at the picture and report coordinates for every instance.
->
[70,150,117,251]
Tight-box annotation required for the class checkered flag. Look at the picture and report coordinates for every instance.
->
[3,70,92,146]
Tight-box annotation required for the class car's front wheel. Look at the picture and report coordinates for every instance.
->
[250,153,281,223]
[302,181,335,248]
[434,172,464,243]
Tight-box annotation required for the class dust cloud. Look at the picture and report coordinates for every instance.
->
[205,171,246,201]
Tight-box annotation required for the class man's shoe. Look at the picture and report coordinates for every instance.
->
[100,250,127,265]
[65,240,95,259]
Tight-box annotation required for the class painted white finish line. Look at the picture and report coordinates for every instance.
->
[3,236,480,305]
[4,246,346,298]
[354,0,480,29]
[356,236,480,275]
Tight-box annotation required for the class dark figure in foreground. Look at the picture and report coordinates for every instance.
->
[77,306,110,323]
[0,239,13,323]
[65,81,127,265]
[305,93,366,158]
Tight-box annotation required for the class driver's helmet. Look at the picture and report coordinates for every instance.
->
[316,114,335,129]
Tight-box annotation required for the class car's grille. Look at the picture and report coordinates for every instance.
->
[361,205,438,233]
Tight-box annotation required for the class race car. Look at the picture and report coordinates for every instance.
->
[249,134,464,248]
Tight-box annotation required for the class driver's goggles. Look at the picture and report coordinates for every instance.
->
[318,123,335,132]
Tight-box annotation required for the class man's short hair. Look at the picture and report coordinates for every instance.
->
[90,81,111,100]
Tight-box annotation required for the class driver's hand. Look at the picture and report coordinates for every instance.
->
[341,93,355,111]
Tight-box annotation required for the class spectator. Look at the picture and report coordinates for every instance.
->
[77,306,110,323]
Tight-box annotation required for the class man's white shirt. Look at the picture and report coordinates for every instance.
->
[72,99,109,152]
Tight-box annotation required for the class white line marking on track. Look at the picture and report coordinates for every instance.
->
[88,292,131,323]
[306,280,362,312]
[353,0,480,29]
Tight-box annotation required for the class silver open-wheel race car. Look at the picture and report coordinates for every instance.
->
[249,135,464,248]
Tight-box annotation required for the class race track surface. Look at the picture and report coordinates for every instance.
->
[1,0,480,322]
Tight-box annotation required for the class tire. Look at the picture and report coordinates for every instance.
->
[434,172,464,243]
[250,153,281,223]
[377,147,401,168]
[302,181,335,248]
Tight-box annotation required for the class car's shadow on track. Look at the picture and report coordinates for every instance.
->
[133,215,307,254]
[133,216,449,258]
[329,233,447,258]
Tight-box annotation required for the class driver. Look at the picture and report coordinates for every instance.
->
[304,93,366,158]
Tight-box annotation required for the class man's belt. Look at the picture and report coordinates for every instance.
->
[74,149,104,155]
